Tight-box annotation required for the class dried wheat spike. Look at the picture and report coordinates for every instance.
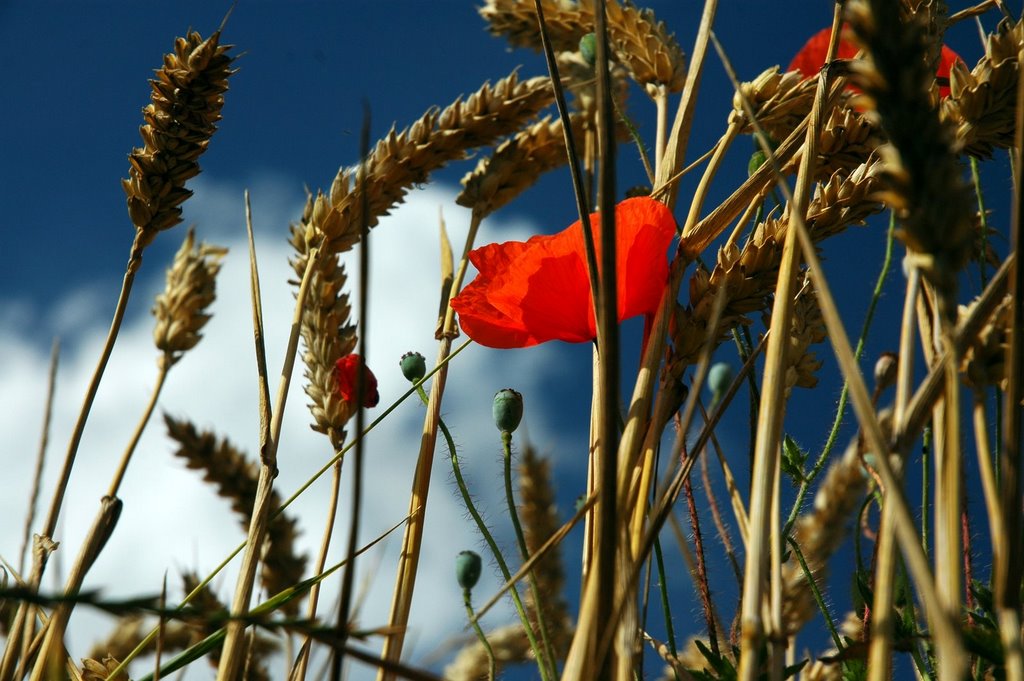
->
[165,416,307,616]
[845,0,973,316]
[781,415,891,636]
[122,31,234,251]
[289,193,358,450]
[762,271,826,397]
[806,107,884,179]
[152,227,227,368]
[88,616,192,662]
[729,67,819,141]
[670,159,884,369]
[961,294,1015,390]
[444,623,533,680]
[480,0,685,94]
[80,656,129,681]
[292,70,552,264]
[943,19,1024,158]
[457,114,584,217]
[518,445,571,657]
[289,72,550,446]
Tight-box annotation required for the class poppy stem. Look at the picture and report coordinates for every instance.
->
[462,588,496,681]
[416,386,551,681]
[500,430,559,677]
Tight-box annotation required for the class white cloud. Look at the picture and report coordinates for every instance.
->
[0,175,577,679]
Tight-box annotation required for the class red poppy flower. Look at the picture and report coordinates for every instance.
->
[334,353,379,408]
[788,26,962,99]
[450,196,677,349]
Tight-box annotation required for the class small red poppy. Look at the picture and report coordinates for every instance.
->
[450,196,677,349]
[334,353,379,408]
[788,26,962,99]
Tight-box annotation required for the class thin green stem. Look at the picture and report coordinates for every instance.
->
[108,342,472,678]
[652,536,679,669]
[500,429,557,679]
[422,386,549,681]
[786,537,844,654]
[611,95,654,184]
[463,589,496,681]
[783,213,896,536]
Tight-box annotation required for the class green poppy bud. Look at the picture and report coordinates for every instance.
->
[455,550,482,590]
[748,149,767,177]
[493,388,524,434]
[579,33,596,66]
[399,351,426,382]
[708,362,733,398]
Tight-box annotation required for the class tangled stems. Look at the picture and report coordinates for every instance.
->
[783,213,896,537]
[411,384,550,681]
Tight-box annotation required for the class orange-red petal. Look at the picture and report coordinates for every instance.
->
[451,197,677,349]
[334,354,379,407]
[788,26,962,98]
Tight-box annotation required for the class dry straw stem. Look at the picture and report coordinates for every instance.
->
[788,163,968,681]
[179,573,274,681]
[845,0,974,316]
[480,0,685,95]
[23,33,235,633]
[164,416,307,615]
[30,496,122,681]
[123,30,234,253]
[152,227,228,369]
[943,18,1024,158]
[718,16,834,677]
[106,227,227,497]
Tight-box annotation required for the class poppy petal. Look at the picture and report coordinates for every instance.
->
[788,25,962,99]
[451,196,677,349]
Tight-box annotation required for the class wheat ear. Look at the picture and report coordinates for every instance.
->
[480,0,684,94]
[943,18,1024,158]
[846,0,973,315]
[123,31,235,252]
[164,416,307,615]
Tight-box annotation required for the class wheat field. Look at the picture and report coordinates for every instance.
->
[1,2,1022,680]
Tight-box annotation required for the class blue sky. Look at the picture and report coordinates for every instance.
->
[0,2,1005,679]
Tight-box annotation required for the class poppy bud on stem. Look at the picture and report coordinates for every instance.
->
[456,550,495,681]
[493,389,556,674]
